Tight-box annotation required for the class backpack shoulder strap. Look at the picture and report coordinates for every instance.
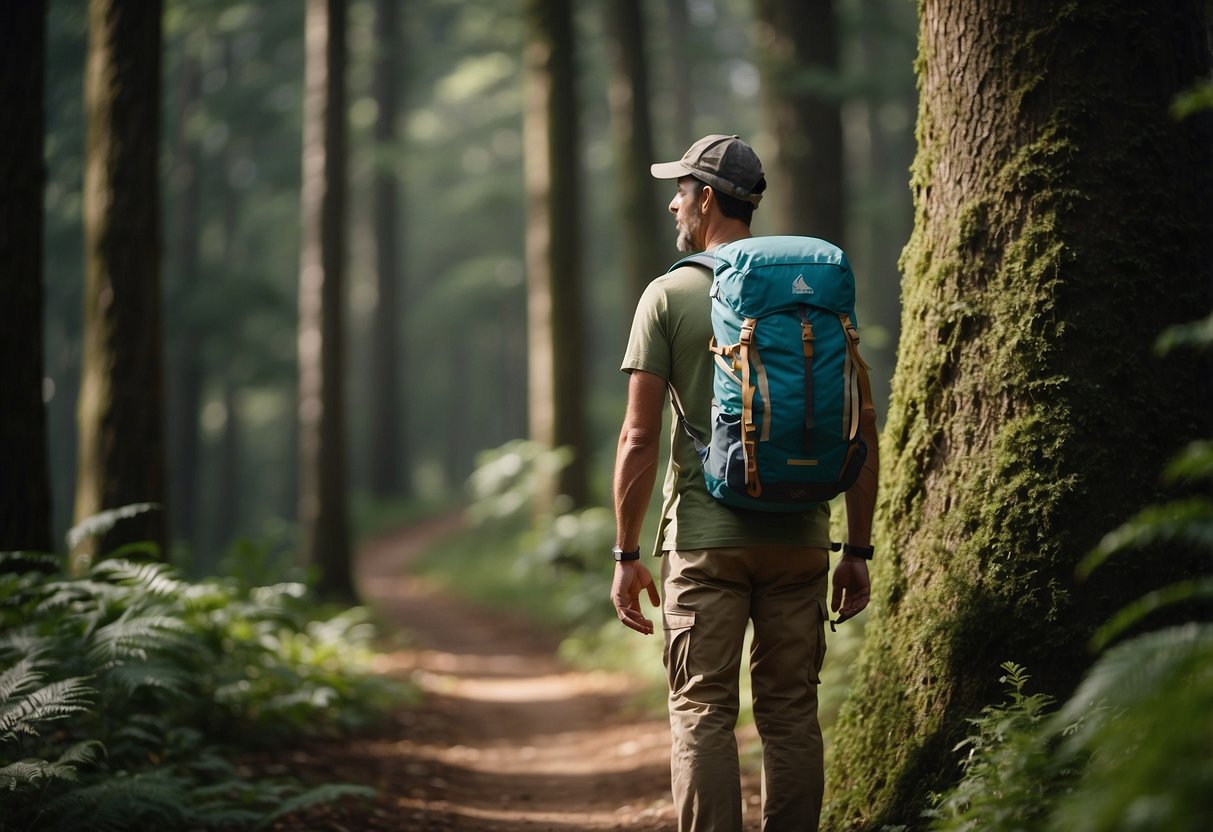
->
[663,252,714,462]
[667,252,716,273]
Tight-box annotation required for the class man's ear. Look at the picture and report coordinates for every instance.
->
[699,185,714,214]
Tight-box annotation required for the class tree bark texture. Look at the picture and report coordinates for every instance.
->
[0,0,54,555]
[75,0,168,564]
[524,0,587,509]
[825,2,1213,828]
[603,0,666,302]
[299,0,355,602]
[752,0,844,243]
[368,0,406,498]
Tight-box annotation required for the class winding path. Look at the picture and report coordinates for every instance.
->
[272,515,762,830]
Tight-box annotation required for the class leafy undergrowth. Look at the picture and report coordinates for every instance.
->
[0,541,412,831]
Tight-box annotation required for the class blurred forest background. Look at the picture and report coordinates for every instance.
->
[36,0,914,568]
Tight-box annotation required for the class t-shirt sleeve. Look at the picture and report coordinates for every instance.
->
[621,279,672,379]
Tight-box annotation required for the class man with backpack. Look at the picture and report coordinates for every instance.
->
[610,134,879,832]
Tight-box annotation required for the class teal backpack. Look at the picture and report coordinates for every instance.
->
[671,235,872,512]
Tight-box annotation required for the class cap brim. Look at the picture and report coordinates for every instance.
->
[650,160,693,180]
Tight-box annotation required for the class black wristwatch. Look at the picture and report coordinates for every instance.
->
[842,543,874,560]
[612,547,641,562]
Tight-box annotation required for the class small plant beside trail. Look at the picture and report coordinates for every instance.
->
[0,518,409,832]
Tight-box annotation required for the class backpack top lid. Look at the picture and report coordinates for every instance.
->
[710,235,855,320]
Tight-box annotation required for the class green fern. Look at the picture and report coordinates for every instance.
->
[39,770,190,831]
[1044,624,1213,832]
[0,675,95,739]
[86,607,189,665]
[90,558,185,600]
[257,782,379,827]
[65,503,160,553]
[927,662,1070,831]
[0,740,104,790]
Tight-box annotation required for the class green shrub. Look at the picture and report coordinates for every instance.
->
[0,528,406,831]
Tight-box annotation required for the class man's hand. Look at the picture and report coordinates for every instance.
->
[831,556,870,625]
[611,560,661,635]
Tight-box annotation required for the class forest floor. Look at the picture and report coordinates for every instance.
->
[261,515,765,831]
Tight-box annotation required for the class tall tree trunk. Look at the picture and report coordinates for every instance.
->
[75,0,167,566]
[523,0,587,509]
[167,31,204,554]
[603,0,666,301]
[299,0,355,602]
[368,0,406,499]
[0,0,54,556]
[210,138,244,569]
[663,0,694,146]
[854,0,917,423]
[826,2,1213,828]
[752,0,844,243]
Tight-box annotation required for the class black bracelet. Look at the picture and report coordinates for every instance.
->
[612,547,641,561]
[842,543,874,560]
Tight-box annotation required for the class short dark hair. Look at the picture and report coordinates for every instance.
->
[693,175,766,225]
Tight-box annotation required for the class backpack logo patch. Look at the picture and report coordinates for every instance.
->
[792,275,814,295]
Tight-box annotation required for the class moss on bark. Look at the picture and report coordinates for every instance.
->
[824,1,1213,828]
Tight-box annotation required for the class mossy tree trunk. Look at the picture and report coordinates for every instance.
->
[825,2,1213,829]
[0,0,54,556]
[75,0,168,566]
[523,0,587,510]
[299,0,355,603]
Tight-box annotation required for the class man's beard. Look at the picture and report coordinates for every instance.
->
[675,210,701,252]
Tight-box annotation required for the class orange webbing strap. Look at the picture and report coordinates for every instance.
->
[841,315,872,441]
[739,319,762,497]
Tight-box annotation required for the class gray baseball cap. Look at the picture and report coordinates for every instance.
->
[650,134,765,206]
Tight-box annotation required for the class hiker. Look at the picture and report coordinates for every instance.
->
[609,134,880,832]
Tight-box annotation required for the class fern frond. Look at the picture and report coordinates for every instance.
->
[1154,310,1213,354]
[101,661,192,698]
[42,770,189,832]
[1162,439,1213,485]
[0,550,59,573]
[0,656,44,703]
[86,608,188,665]
[0,758,76,788]
[91,558,184,598]
[66,503,161,552]
[1090,578,1213,649]
[0,676,94,736]
[1077,496,1213,578]
[35,579,127,615]
[257,782,378,827]
[1056,623,1213,743]
[0,628,46,664]
[55,738,105,768]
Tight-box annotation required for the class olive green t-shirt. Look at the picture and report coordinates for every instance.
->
[621,263,831,555]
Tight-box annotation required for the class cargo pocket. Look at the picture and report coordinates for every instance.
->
[808,598,828,685]
[662,609,696,695]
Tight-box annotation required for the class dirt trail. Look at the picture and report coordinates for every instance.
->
[263,515,771,831]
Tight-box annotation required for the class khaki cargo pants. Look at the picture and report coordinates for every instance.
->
[661,545,831,832]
